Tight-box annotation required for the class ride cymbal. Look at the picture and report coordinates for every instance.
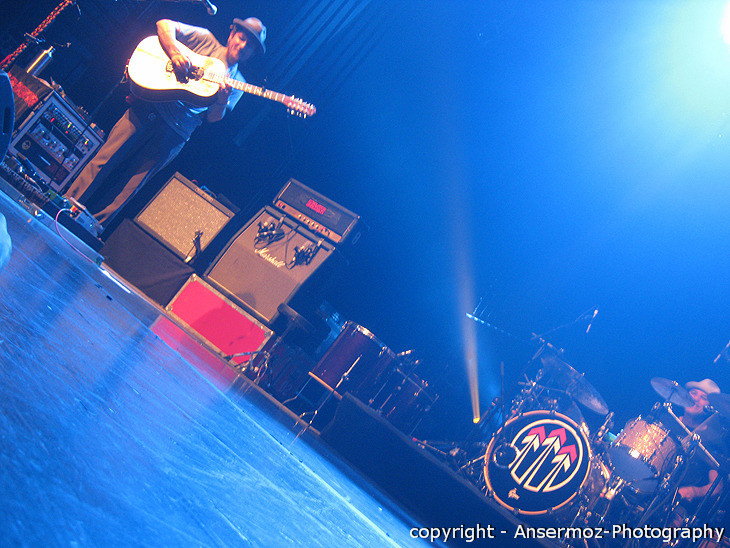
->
[650,377,694,408]
[540,354,609,415]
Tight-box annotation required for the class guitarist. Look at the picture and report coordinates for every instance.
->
[64,17,266,236]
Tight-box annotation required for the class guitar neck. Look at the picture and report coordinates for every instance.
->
[206,72,289,106]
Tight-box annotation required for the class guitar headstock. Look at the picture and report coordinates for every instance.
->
[284,96,316,118]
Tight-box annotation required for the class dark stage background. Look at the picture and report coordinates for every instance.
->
[3,0,730,442]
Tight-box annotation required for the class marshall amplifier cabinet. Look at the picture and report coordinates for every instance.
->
[8,91,104,192]
[274,179,363,247]
[205,205,342,326]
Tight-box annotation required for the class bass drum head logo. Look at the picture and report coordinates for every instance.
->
[484,410,591,515]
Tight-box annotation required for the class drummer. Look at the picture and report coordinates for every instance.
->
[680,379,720,430]
[674,378,724,520]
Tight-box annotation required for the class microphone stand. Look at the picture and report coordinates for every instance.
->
[713,338,730,364]
[0,0,78,71]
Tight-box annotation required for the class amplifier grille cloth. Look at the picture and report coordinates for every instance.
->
[136,176,232,259]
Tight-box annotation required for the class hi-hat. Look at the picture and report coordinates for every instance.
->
[650,377,694,408]
[708,392,730,420]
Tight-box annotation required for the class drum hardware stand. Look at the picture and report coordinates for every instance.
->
[412,439,456,459]
[591,411,614,447]
[689,470,730,541]
[395,349,420,377]
[529,305,598,348]
[530,333,566,359]
[225,350,271,383]
[593,475,627,525]
[679,475,723,539]
[675,456,727,547]
[367,348,400,406]
[459,458,486,487]
[455,439,496,489]
[463,396,503,446]
[457,434,517,490]
[403,400,434,437]
[641,402,665,436]
[513,381,570,415]
[288,356,361,438]
[563,461,622,534]
[660,380,684,406]
[457,395,506,485]
[458,451,487,476]
[254,303,316,388]
[634,455,685,530]
[370,366,404,414]
[367,378,387,407]
[712,337,730,363]
[510,376,544,416]
[663,400,722,470]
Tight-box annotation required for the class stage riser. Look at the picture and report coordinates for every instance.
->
[320,394,535,547]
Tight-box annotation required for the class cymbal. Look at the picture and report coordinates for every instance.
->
[650,377,694,408]
[539,354,580,382]
[680,412,728,468]
[539,354,609,415]
[708,392,730,420]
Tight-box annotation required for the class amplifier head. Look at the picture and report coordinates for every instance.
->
[274,178,363,246]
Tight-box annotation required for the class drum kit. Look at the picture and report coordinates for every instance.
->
[459,351,730,536]
[302,321,439,434]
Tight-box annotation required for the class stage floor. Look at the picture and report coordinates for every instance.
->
[0,192,428,546]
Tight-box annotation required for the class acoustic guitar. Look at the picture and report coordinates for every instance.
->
[127,36,316,117]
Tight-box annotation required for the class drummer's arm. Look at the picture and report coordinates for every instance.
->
[678,469,719,500]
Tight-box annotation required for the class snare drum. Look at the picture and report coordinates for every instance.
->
[484,410,607,518]
[608,416,678,494]
[310,322,393,401]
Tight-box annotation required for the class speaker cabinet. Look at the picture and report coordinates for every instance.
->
[205,206,341,326]
[135,172,234,263]
[0,71,14,164]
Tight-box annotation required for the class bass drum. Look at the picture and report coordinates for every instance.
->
[484,410,607,519]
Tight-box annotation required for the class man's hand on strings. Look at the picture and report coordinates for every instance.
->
[206,81,232,122]
[170,52,192,83]
[215,81,232,107]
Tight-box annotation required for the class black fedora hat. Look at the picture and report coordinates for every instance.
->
[231,17,266,54]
